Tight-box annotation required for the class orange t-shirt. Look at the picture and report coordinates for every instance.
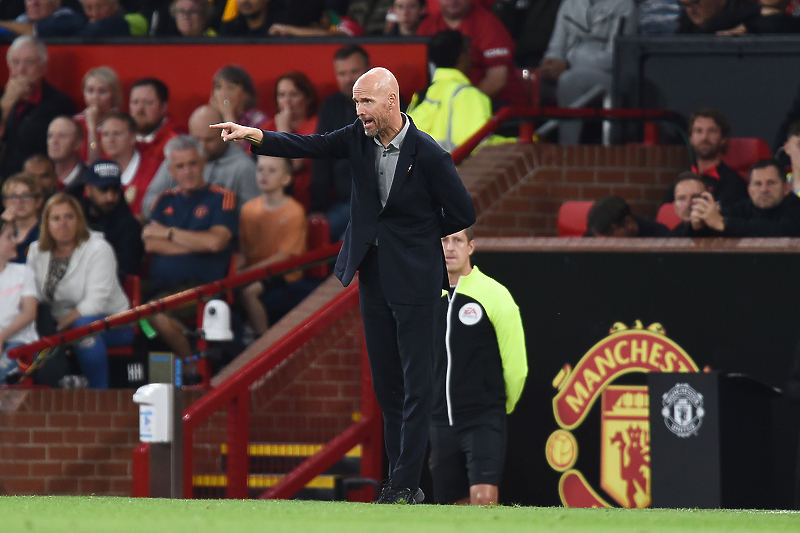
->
[239,195,307,283]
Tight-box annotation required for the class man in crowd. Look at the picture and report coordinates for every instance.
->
[46,116,85,197]
[586,195,671,237]
[142,104,258,220]
[407,30,491,152]
[0,0,83,37]
[311,44,370,240]
[22,153,57,201]
[80,159,144,280]
[99,111,161,217]
[669,172,709,236]
[430,227,527,505]
[416,0,526,105]
[538,0,637,144]
[220,0,283,35]
[689,158,800,237]
[142,135,237,364]
[0,36,74,180]
[664,108,748,209]
[129,78,182,178]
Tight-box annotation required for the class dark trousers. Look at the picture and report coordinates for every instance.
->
[358,246,435,489]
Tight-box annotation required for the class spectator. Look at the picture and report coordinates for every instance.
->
[668,171,709,236]
[79,160,144,280]
[142,104,258,220]
[664,108,749,209]
[689,158,800,236]
[77,0,148,36]
[407,30,492,152]
[169,0,217,35]
[586,195,671,236]
[492,0,563,67]
[2,172,42,263]
[27,193,133,388]
[417,0,528,105]
[311,44,370,241]
[347,0,396,34]
[142,135,237,365]
[262,71,318,212]
[237,155,307,336]
[715,0,800,33]
[0,0,84,37]
[539,0,637,144]
[0,36,74,180]
[0,217,38,384]
[209,65,269,153]
[268,1,364,36]
[23,154,57,201]
[676,0,753,33]
[47,116,86,198]
[129,78,182,179]
[75,66,122,164]
[783,120,800,195]
[219,0,284,35]
[430,227,527,505]
[384,0,425,36]
[99,111,161,217]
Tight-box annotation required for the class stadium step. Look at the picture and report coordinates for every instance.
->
[193,443,363,500]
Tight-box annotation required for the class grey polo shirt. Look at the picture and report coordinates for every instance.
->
[373,114,411,208]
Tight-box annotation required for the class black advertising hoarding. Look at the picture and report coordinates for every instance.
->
[470,241,800,509]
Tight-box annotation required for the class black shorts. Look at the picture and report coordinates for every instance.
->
[428,409,507,504]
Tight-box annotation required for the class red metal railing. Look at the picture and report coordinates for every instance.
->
[450,106,683,165]
[180,282,382,500]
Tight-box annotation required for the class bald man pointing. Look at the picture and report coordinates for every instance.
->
[213,68,476,504]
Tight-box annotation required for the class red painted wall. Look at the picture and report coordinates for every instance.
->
[0,42,428,129]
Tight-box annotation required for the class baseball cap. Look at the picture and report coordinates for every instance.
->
[85,160,122,188]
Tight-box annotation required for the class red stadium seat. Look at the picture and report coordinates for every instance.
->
[656,203,682,230]
[557,201,593,237]
[306,215,331,280]
[720,138,771,180]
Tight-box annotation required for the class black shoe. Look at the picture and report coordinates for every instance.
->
[374,481,424,504]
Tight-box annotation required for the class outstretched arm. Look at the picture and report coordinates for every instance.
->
[210,122,264,146]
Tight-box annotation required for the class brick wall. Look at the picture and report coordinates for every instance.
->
[458,143,690,236]
[0,389,205,496]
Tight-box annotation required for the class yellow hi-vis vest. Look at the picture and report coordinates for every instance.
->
[407,68,492,152]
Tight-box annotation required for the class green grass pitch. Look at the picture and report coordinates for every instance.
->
[1,496,798,533]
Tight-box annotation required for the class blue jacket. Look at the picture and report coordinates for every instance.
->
[255,117,476,304]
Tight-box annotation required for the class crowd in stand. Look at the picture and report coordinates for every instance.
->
[0,0,800,388]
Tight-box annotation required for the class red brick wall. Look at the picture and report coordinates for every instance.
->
[459,143,690,236]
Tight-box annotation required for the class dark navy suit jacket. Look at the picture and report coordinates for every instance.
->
[255,117,476,304]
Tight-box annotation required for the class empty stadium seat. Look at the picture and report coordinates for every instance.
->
[306,215,331,280]
[656,203,682,230]
[557,201,593,237]
[720,138,771,180]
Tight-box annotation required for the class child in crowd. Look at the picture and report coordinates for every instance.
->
[1,173,43,263]
[0,218,39,383]
[237,156,307,336]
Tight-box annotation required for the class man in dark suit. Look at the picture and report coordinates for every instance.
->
[213,67,477,504]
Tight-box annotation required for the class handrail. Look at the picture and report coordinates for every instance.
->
[7,242,343,363]
[450,106,684,165]
[181,282,364,498]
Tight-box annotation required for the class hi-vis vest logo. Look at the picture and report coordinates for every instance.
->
[661,383,705,437]
[458,303,483,325]
[545,321,699,508]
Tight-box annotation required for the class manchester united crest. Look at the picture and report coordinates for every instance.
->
[545,321,700,508]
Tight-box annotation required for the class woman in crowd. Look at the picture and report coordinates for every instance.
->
[75,66,123,163]
[210,65,269,152]
[262,71,318,212]
[2,173,43,263]
[27,194,132,388]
